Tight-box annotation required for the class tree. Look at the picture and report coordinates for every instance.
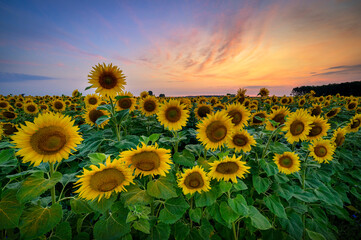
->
[159,93,165,98]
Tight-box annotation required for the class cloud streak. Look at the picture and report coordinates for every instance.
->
[0,72,57,82]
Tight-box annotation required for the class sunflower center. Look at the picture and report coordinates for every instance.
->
[3,124,17,135]
[54,101,63,110]
[290,120,304,135]
[198,106,211,118]
[253,113,266,124]
[99,73,118,89]
[118,98,132,109]
[90,169,125,192]
[311,107,321,116]
[27,105,36,112]
[273,113,285,124]
[185,172,204,189]
[132,151,160,171]
[30,126,67,154]
[206,121,227,142]
[348,103,356,109]
[279,156,293,168]
[88,97,98,105]
[314,146,327,157]
[165,107,181,122]
[3,111,16,119]
[350,119,360,129]
[232,134,248,147]
[308,124,322,137]
[89,109,104,123]
[144,100,156,112]
[0,102,7,108]
[228,110,242,125]
[40,105,47,110]
[215,162,239,174]
[326,109,336,118]
[335,133,345,147]
[300,100,305,105]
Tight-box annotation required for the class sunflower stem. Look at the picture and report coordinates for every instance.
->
[301,151,310,239]
[232,221,237,240]
[261,124,283,159]
[49,162,56,205]
[190,196,193,229]
[109,96,121,141]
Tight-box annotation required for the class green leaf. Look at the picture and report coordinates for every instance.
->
[273,183,294,200]
[195,185,222,207]
[159,196,190,224]
[252,175,271,194]
[74,232,90,240]
[233,180,248,191]
[260,158,278,176]
[174,221,190,240]
[219,181,232,193]
[50,222,72,240]
[97,104,112,112]
[121,185,153,207]
[20,203,63,240]
[269,142,291,154]
[279,211,303,240]
[0,148,15,164]
[207,202,230,228]
[248,206,272,230]
[199,218,214,240]
[149,223,170,240]
[17,171,62,203]
[189,208,202,224]
[147,175,178,200]
[89,195,116,213]
[85,85,93,90]
[350,187,361,200]
[149,133,161,144]
[133,218,150,234]
[264,195,287,219]
[95,115,110,125]
[116,109,130,122]
[88,153,107,165]
[70,198,93,214]
[0,190,24,229]
[228,194,248,217]
[173,149,195,167]
[306,229,326,240]
[220,201,239,224]
[314,186,343,207]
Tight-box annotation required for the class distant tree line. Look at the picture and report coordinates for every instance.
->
[291,81,361,96]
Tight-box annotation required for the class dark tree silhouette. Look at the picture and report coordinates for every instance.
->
[291,81,361,96]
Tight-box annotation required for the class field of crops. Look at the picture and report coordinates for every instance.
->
[1,63,361,240]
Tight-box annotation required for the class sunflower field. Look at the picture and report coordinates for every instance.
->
[1,63,361,240]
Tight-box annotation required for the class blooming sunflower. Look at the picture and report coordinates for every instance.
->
[345,101,358,111]
[116,92,136,112]
[1,123,17,136]
[74,157,134,201]
[306,116,330,141]
[1,110,17,120]
[273,152,300,174]
[140,91,149,98]
[120,143,172,177]
[24,102,39,115]
[140,95,159,116]
[346,114,361,132]
[195,104,213,120]
[157,99,189,131]
[331,127,347,147]
[283,109,313,143]
[250,111,267,126]
[225,103,250,129]
[309,103,322,117]
[298,98,306,107]
[325,107,340,119]
[0,100,10,109]
[266,106,290,131]
[208,155,250,182]
[196,111,233,150]
[85,94,100,106]
[309,139,335,164]
[11,113,82,166]
[259,87,270,97]
[178,165,210,195]
[88,63,126,97]
[72,89,80,98]
[84,106,109,128]
[236,88,247,98]
[15,101,23,109]
[227,129,256,153]
[280,96,289,105]
[52,100,66,112]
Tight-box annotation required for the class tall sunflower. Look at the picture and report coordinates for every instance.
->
[273,152,300,174]
[208,155,250,182]
[88,63,126,97]
[250,111,267,126]
[11,113,82,166]
[306,116,330,141]
[225,103,250,129]
[74,157,134,201]
[331,127,347,147]
[139,95,159,116]
[157,99,189,131]
[227,129,256,153]
[120,143,172,177]
[258,87,270,97]
[178,166,210,195]
[196,111,233,150]
[283,109,313,143]
[346,114,361,132]
[84,106,109,128]
[309,139,335,164]
[116,92,136,112]
[85,94,100,106]
[24,102,39,115]
[195,104,213,120]
[266,106,290,131]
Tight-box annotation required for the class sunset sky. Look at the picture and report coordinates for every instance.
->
[1,0,361,96]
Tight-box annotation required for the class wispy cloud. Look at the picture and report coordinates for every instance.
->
[311,64,361,76]
[0,72,57,82]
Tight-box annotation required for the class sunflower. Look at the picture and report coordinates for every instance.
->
[139,95,158,116]
[116,92,136,112]
[178,166,210,195]
[196,111,233,150]
[280,96,289,105]
[52,100,66,112]
[266,106,290,131]
[15,101,23,109]
[85,94,100,106]
[236,88,247,98]
[84,106,109,128]
[1,123,17,136]
[24,102,39,115]
[325,107,341,119]
[214,103,225,110]
[157,99,189,131]
[345,101,358,111]
[273,152,300,174]
[259,87,270,97]
[195,104,213,120]
[306,116,330,141]
[120,143,172,177]
[309,103,322,117]
[331,127,347,147]
[72,89,80,98]
[298,98,306,107]
[0,124,3,139]
[11,113,82,166]
[0,100,10,109]
[250,111,267,126]
[283,109,313,143]
[225,103,250,129]
[309,139,335,164]
[243,99,251,108]
[140,91,149,98]
[74,157,134,201]
[346,114,361,132]
[88,63,126,97]
[208,155,250,182]
[227,129,256,153]
[1,110,17,120]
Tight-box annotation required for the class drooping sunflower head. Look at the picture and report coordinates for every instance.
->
[195,103,213,120]
[306,116,330,141]
[140,95,158,116]
[52,100,66,112]
[236,88,247,98]
[259,87,270,97]
[250,111,267,126]
[85,94,100,106]
[208,155,250,182]
[266,106,290,131]
[157,99,189,131]
[1,110,17,120]
[325,107,341,119]
[88,63,126,97]
[74,157,134,201]
[196,111,234,150]
[116,92,136,112]
[345,101,358,111]
[11,112,83,166]
[283,108,313,143]
[24,102,39,115]
[331,127,347,147]
[346,114,361,132]
[120,143,172,177]
[84,106,109,128]
[178,165,211,195]
[309,139,335,164]
[225,103,250,129]
[273,152,300,174]
[227,129,256,153]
